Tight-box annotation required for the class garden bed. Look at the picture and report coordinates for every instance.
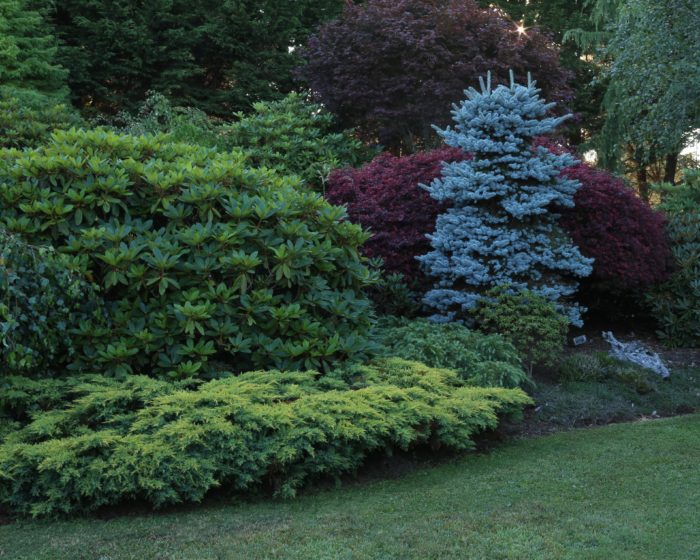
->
[515,330,700,436]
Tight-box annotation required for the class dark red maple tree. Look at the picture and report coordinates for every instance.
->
[560,163,671,290]
[300,0,573,151]
[326,148,465,288]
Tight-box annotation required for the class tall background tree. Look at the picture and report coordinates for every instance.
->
[598,0,700,196]
[562,0,623,50]
[300,0,573,151]
[0,0,80,149]
[562,0,699,196]
[0,0,67,100]
[48,0,344,115]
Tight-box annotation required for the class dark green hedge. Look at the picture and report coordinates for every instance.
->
[0,229,106,376]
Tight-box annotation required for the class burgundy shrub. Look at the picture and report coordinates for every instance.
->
[558,158,672,291]
[300,0,573,150]
[326,148,465,288]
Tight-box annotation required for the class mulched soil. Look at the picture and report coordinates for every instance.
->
[567,329,699,369]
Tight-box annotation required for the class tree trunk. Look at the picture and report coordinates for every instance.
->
[663,153,678,184]
[637,165,649,201]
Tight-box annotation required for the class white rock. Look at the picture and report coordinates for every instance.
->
[602,331,670,379]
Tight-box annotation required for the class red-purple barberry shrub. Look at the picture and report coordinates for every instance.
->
[559,158,671,291]
[326,148,465,289]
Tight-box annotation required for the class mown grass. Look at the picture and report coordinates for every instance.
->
[2,414,698,560]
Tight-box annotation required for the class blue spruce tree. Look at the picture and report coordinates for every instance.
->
[418,72,593,325]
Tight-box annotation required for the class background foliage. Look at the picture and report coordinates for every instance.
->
[479,0,606,144]
[0,230,105,376]
[49,0,344,115]
[110,91,219,148]
[598,0,700,174]
[0,0,68,100]
[218,93,373,190]
[110,92,371,191]
[0,92,82,149]
[0,0,79,149]
[648,171,700,346]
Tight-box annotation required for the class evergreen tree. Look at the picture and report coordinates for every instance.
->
[564,0,624,50]
[0,0,78,149]
[419,73,593,325]
[0,0,67,99]
[49,0,343,115]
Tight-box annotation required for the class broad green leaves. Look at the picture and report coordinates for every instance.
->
[0,230,106,375]
[0,129,376,378]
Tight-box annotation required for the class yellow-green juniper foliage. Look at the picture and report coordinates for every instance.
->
[0,359,532,517]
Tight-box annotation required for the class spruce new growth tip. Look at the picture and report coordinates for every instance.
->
[419,72,593,326]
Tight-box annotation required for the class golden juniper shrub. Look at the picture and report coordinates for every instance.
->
[0,359,532,517]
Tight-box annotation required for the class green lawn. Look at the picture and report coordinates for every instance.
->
[2,415,699,560]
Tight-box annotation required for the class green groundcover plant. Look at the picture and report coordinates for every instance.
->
[0,128,376,378]
[0,358,531,517]
[557,352,657,394]
[376,318,531,389]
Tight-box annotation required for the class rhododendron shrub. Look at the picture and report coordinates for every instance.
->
[326,148,465,289]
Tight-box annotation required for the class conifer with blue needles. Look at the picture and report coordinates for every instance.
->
[418,72,593,326]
